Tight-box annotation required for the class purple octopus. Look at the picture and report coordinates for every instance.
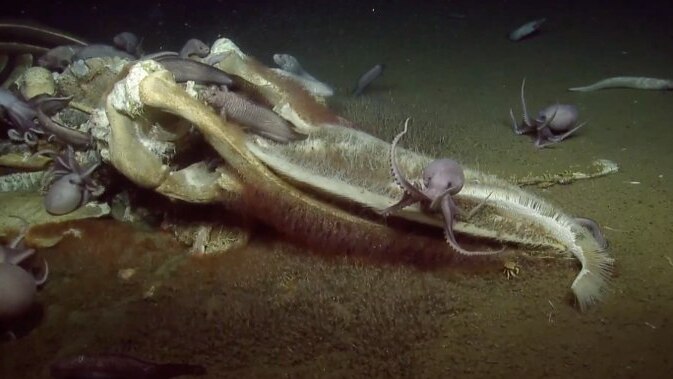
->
[0,88,43,145]
[41,146,104,215]
[1,88,90,148]
[380,119,503,256]
[0,223,48,324]
[509,78,587,148]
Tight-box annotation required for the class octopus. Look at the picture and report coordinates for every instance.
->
[41,145,104,215]
[380,118,503,256]
[509,78,587,148]
[0,88,87,147]
[0,223,48,324]
[0,88,43,145]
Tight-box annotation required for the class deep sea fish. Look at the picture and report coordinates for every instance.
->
[179,39,210,59]
[568,76,673,92]
[272,53,334,97]
[156,57,233,86]
[38,45,81,71]
[353,63,385,96]
[73,44,136,61]
[201,85,303,142]
[50,354,206,379]
[508,18,546,41]
[113,32,143,56]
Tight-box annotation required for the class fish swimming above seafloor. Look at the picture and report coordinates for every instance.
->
[568,76,673,92]
[50,354,206,379]
[508,18,546,41]
[353,63,385,96]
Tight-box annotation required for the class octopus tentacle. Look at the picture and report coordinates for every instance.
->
[7,217,30,248]
[547,121,588,143]
[87,181,106,197]
[389,118,425,200]
[534,127,555,148]
[4,99,36,132]
[23,131,39,146]
[520,78,533,127]
[378,191,418,216]
[463,192,493,220]
[5,248,36,266]
[79,161,100,178]
[535,106,558,130]
[509,108,532,135]
[34,259,49,286]
[428,186,455,210]
[440,195,504,256]
[7,129,23,142]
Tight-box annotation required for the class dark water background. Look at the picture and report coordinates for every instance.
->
[2,0,673,378]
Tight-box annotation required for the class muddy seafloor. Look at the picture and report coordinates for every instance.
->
[2,0,673,378]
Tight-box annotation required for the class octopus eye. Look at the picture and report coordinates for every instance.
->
[68,177,84,186]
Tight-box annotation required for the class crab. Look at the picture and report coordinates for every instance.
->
[503,261,520,280]
[10,37,613,310]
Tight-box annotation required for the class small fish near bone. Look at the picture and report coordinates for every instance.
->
[508,18,546,42]
[112,31,143,56]
[37,45,79,72]
[509,78,587,148]
[154,56,233,86]
[73,44,136,62]
[273,53,334,97]
[201,85,304,142]
[50,354,206,379]
[568,76,673,92]
[38,40,136,72]
[353,63,385,96]
[179,38,210,59]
